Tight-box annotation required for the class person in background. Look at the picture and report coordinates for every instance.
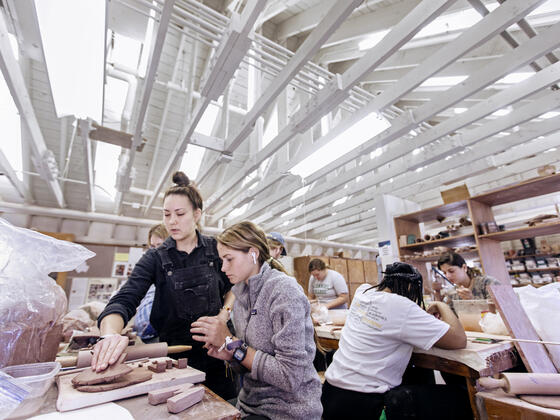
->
[307,259,349,309]
[92,171,236,399]
[191,221,322,420]
[436,252,499,308]
[322,262,469,420]
[266,231,287,259]
[134,223,168,343]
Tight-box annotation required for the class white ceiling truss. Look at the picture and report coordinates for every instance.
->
[1,0,560,257]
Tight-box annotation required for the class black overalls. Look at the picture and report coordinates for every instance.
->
[153,235,235,399]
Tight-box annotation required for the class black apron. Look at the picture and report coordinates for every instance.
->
[155,239,236,400]
[156,239,222,345]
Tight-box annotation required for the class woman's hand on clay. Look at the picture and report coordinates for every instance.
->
[91,334,129,372]
[190,316,230,348]
[456,286,473,300]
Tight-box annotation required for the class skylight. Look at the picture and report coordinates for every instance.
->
[109,32,142,70]
[290,112,390,178]
[180,104,220,179]
[94,142,120,199]
[35,0,106,121]
[539,111,560,119]
[420,76,468,87]
[496,73,533,84]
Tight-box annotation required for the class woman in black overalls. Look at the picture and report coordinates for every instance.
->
[92,171,236,399]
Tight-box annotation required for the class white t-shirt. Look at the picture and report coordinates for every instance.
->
[308,269,349,309]
[325,284,449,393]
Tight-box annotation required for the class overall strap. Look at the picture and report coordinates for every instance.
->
[156,246,175,276]
[200,234,219,264]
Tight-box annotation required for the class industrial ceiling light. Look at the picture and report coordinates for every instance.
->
[34,0,106,121]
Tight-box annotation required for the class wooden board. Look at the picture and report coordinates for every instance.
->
[118,385,241,420]
[56,358,205,412]
[489,285,557,373]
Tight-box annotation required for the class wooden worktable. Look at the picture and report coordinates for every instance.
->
[316,326,518,420]
[30,382,240,419]
[477,390,560,419]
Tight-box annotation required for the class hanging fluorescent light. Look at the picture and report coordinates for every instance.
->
[34,0,106,121]
[454,107,467,114]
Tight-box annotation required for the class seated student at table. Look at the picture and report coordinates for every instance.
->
[322,262,469,420]
[307,259,349,309]
[435,252,499,310]
[191,221,322,420]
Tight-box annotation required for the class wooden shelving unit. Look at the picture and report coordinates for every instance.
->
[394,173,560,286]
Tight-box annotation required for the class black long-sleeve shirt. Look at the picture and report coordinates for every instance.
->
[98,232,231,345]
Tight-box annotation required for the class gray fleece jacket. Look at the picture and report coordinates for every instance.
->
[231,263,322,420]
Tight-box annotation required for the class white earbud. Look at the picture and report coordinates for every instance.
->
[251,252,257,265]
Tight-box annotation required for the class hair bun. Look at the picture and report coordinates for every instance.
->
[172,171,190,187]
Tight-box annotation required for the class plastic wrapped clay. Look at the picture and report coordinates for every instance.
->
[167,386,205,413]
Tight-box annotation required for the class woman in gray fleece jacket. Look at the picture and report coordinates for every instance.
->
[191,221,322,419]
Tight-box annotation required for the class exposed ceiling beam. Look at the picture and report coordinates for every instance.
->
[0,10,65,207]
[199,0,363,192]
[0,148,29,200]
[317,11,560,65]
[215,0,548,222]
[143,0,265,215]
[260,93,560,233]
[276,119,560,235]
[114,0,177,214]
[207,0,456,215]
[226,0,364,153]
[79,119,95,212]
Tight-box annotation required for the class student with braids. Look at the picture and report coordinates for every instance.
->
[191,221,322,420]
[93,171,236,399]
[322,262,467,420]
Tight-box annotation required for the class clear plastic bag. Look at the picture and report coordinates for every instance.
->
[311,303,329,325]
[0,218,95,367]
[515,283,560,371]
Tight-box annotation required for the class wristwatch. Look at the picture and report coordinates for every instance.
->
[232,342,249,362]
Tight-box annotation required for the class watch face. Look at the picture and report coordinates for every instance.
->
[233,344,247,362]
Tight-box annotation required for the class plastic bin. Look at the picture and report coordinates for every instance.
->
[453,299,494,332]
[1,362,60,419]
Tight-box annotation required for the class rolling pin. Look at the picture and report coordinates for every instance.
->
[56,343,192,368]
[478,373,560,395]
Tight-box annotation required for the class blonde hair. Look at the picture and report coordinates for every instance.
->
[219,221,325,354]
[217,221,287,274]
[148,223,168,245]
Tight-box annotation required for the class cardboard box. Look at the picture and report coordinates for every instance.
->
[440,184,470,204]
